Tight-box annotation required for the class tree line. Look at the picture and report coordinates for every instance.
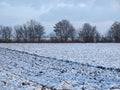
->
[0,19,120,43]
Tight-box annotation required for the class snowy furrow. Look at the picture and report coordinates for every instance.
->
[0,47,120,89]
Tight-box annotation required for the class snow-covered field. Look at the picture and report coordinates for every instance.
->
[0,43,120,90]
[0,43,120,68]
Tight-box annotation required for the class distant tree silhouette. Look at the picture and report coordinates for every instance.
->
[0,26,12,42]
[79,23,100,43]
[107,22,120,42]
[94,31,101,42]
[54,20,76,42]
[27,20,45,42]
[14,25,26,42]
[14,20,45,42]
[49,32,58,42]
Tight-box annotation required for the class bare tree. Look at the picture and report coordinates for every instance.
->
[94,31,101,42]
[49,32,58,42]
[54,19,76,42]
[105,29,113,42]
[0,26,12,42]
[14,25,25,42]
[79,23,100,42]
[14,20,45,42]
[26,20,45,42]
[107,22,120,42]
[33,21,45,42]
[0,26,3,40]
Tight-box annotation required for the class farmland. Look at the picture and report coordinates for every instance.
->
[0,43,120,90]
[0,43,120,68]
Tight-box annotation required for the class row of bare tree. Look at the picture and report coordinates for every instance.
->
[0,19,120,43]
[14,20,45,42]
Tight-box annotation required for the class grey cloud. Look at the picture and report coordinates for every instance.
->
[0,0,120,34]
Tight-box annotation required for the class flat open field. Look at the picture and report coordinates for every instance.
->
[0,43,120,68]
[0,43,120,90]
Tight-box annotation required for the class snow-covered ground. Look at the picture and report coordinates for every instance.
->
[0,47,120,90]
[0,43,120,68]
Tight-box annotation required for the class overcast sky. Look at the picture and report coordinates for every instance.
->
[0,0,120,34]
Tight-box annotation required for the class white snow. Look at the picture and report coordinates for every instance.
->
[0,43,120,68]
[0,43,120,90]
